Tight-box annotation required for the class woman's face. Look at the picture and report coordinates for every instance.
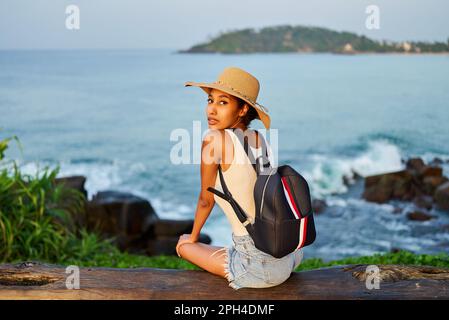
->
[206,88,248,129]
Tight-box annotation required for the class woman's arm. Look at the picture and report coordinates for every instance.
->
[189,130,223,242]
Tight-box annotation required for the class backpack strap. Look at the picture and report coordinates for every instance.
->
[207,155,254,226]
[231,128,271,175]
[207,129,270,227]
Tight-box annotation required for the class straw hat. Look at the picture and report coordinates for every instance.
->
[184,66,271,129]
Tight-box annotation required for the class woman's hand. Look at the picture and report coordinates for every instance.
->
[176,234,198,258]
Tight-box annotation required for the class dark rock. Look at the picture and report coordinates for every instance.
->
[342,175,351,186]
[419,166,443,179]
[362,187,391,203]
[435,182,449,211]
[357,157,447,210]
[422,176,446,195]
[429,157,444,166]
[53,175,88,229]
[198,233,212,244]
[312,199,327,214]
[84,190,214,255]
[154,219,194,237]
[117,220,213,256]
[409,183,425,200]
[86,190,160,250]
[413,195,433,210]
[363,170,414,203]
[406,158,425,173]
[352,170,363,180]
[406,211,435,221]
[146,236,179,256]
[146,233,212,256]
[54,175,87,199]
[393,174,415,200]
[362,159,448,205]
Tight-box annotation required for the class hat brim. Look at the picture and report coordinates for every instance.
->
[184,81,271,129]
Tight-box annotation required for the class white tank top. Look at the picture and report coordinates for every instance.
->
[213,128,266,236]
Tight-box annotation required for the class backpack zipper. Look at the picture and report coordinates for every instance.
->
[259,167,277,216]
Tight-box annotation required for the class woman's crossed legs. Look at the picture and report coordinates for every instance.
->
[177,241,228,279]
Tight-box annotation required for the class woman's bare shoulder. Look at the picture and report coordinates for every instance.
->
[202,129,233,162]
[202,129,232,146]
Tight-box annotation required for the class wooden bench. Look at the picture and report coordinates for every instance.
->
[0,261,448,299]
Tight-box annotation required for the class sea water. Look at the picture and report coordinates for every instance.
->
[1,49,449,261]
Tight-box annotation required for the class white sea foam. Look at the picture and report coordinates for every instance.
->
[17,159,123,200]
[150,197,193,220]
[303,139,404,199]
[13,157,197,221]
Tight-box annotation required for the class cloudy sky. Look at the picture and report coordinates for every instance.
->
[1,0,448,50]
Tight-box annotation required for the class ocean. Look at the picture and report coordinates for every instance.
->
[1,48,449,261]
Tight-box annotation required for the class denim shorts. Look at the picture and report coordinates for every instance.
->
[222,233,304,290]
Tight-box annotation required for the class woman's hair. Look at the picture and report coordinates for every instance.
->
[236,97,258,127]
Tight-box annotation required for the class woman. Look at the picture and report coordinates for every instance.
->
[176,67,304,290]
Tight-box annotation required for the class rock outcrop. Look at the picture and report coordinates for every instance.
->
[55,177,211,256]
[362,157,449,212]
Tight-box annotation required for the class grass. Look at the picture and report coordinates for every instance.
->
[9,237,448,273]
[294,250,449,271]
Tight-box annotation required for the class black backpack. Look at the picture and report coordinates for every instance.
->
[207,128,316,259]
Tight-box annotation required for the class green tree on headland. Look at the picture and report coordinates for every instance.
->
[178,25,449,54]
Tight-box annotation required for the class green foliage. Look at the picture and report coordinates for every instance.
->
[182,24,449,54]
[0,133,105,263]
[294,250,449,272]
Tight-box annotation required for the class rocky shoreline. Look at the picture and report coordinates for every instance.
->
[55,156,449,257]
[53,177,211,256]
[312,157,449,221]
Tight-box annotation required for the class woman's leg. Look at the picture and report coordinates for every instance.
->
[177,242,228,278]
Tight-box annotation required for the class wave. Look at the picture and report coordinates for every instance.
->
[300,139,404,199]
[17,158,123,198]
[303,137,449,200]
[11,157,197,221]
[10,136,445,219]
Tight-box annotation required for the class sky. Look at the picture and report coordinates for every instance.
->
[0,0,448,50]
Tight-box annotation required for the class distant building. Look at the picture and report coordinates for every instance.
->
[402,42,412,52]
[342,43,354,53]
